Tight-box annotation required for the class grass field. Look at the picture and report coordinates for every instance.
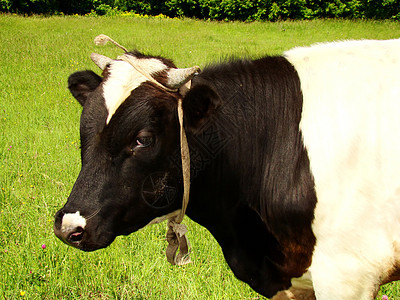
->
[1,14,400,299]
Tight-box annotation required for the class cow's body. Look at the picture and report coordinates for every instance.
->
[286,39,400,299]
[54,38,400,299]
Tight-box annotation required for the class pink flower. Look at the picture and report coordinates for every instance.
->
[41,244,46,249]
[382,295,389,300]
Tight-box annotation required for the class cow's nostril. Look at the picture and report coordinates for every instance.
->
[68,228,84,243]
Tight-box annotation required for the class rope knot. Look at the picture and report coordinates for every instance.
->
[166,220,191,266]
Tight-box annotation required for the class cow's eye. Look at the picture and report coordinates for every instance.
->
[135,135,153,148]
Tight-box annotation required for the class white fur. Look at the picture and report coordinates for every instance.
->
[61,211,86,233]
[103,57,168,124]
[285,39,400,299]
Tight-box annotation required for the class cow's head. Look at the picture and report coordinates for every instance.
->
[53,48,202,251]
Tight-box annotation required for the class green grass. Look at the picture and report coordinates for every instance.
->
[1,14,400,299]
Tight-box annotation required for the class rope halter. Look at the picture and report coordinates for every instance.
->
[91,34,198,265]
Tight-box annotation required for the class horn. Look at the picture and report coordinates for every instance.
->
[166,66,201,89]
[90,53,113,70]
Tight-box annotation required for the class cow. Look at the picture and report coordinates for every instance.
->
[54,36,400,299]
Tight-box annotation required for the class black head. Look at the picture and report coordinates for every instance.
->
[53,52,208,251]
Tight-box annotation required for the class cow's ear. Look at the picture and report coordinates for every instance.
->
[182,84,221,133]
[68,71,102,106]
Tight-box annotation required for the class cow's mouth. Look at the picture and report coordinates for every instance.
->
[53,209,116,251]
[54,226,115,252]
[69,227,84,243]
[53,222,85,248]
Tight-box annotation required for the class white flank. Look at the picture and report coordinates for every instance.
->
[61,211,87,233]
[285,39,400,299]
[103,56,169,124]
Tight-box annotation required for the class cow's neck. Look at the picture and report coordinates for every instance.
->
[185,127,293,296]
[183,56,317,297]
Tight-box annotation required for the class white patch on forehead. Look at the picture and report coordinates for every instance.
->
[61,211,86,233]
[103,56,169,124]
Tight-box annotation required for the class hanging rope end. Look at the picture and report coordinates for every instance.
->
[166,220,192,266]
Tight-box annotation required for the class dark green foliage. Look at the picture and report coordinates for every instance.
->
[1,0,400,20]
[363,0,400,19]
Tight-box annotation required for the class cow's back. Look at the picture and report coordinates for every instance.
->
[285,39,400,299]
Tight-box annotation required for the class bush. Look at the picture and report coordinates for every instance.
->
[1,0,400,20]
[364,0,400,19]
[95,3,111,15]
[1,0,12,11]
[164,0,202,18]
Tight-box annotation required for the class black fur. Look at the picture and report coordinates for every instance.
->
[68,70,102,106]
[183,57,317,296]
[55,53,317,298]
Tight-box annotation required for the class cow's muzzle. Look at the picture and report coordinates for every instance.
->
[53,210,86,248]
